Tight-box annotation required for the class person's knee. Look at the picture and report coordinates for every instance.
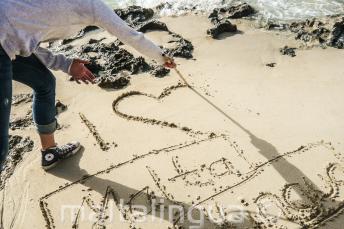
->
[34,72,56,98]
[0,96,12,110]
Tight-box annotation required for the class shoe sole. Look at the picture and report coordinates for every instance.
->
[42,144,82,171]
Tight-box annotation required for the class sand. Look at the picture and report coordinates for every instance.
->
[1,15,344,229]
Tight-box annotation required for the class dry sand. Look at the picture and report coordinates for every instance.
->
[1,15,344,228]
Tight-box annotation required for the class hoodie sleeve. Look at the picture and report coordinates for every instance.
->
[34,47,73,74]
[91,0,165,64]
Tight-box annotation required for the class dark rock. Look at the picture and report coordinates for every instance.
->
[109,54,150,75]
[114,6,154,27]
[0,135,34,189]
[163,33,194,58]
[114,39,124,46]
[265,22,289,31]
[10,112,33,130]
[280,46,297,57]
[150,65,170,77]
[12,93,33,106]
[97,76,130,89]
[56,100,67,115]
[88,38,105,44]
[155,2,172,11]
[209,2,255,24]
[82,25,99,34]
[80,42,151,75]
[207,2,251,39]
[47,6,197,87]
[62,26,100,45]
[266,63,276,67]
[289,19,330,44]
[138,20,169,33]
[207,20,238,39]
[328,18,344,49]
[85,60,104,75]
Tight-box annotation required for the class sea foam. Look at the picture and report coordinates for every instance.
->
[105,0,344,21]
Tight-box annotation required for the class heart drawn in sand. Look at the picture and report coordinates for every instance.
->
[112,83,214,136]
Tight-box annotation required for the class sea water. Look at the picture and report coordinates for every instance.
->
[104,0,344,21]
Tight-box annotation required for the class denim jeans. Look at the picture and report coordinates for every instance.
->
[0,45,57,168]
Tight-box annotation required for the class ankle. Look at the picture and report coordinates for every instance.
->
[42,145,56,152]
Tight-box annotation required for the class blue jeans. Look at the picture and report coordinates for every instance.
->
[0,45,57,167]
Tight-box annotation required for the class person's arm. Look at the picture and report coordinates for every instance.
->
[91,0,167,65]
[34,47,96,84]
[34,47,73,74]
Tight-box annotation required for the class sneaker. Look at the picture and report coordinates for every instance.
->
[41,141,81,171]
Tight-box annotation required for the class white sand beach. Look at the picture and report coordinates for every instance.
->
[1,13,344,228]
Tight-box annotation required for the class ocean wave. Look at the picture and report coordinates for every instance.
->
[105,0,344,21]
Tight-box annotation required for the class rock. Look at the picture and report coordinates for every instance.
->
[88,38,105,44]
[163,33,194,59]
[81,25,99,34]
[0,135,34,189]
[85,60,104,76]
[286,16,344,49]
[137,20,169,33]
[207,20,237,39]
[97,76,130,89]
[114,6,154,27]
[265,22,289,31]
[114,39,124,46]
[62,26,99,45]
[56,100,67,115]
[154,2,173,12]
[10,111,33,130]
[12,93,33,106]
[289,19,330,44]
[207,2,251,39]
[209,2,255,23]
[150,65,170,77]
[80,42,151,75]
[328,18,344,49]
[47,6,197,86]
[266,63,276,67]
[280,46,297,57]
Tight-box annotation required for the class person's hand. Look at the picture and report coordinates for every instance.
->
[69,59,96,84]
[163,55,176,69]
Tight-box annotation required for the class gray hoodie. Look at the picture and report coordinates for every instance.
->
[0,0,165,74]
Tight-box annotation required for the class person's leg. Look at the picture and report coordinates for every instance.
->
[12,54,81,170]
[0,47,13,169]
[12,54,58,149]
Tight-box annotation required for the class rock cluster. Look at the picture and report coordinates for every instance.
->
[115,6,194,59]
[10,111,33,130]
[114,6,155,27]
[0,135,34,189]
[62,26,99,45]
[207,2,255,39]
[280,46,297,57]
[269,16,344,49]
[289,19,331,45]
[207,21,237,39]
[49,6,194,89]
[97,76,130,90]
[209,2,255,23]
[62,40,165,89]
[328,18,344,49]
[12,93,33,106]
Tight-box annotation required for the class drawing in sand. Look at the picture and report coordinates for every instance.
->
[1,1,344,229]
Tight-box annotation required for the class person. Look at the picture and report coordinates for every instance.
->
[0,0,176,171]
